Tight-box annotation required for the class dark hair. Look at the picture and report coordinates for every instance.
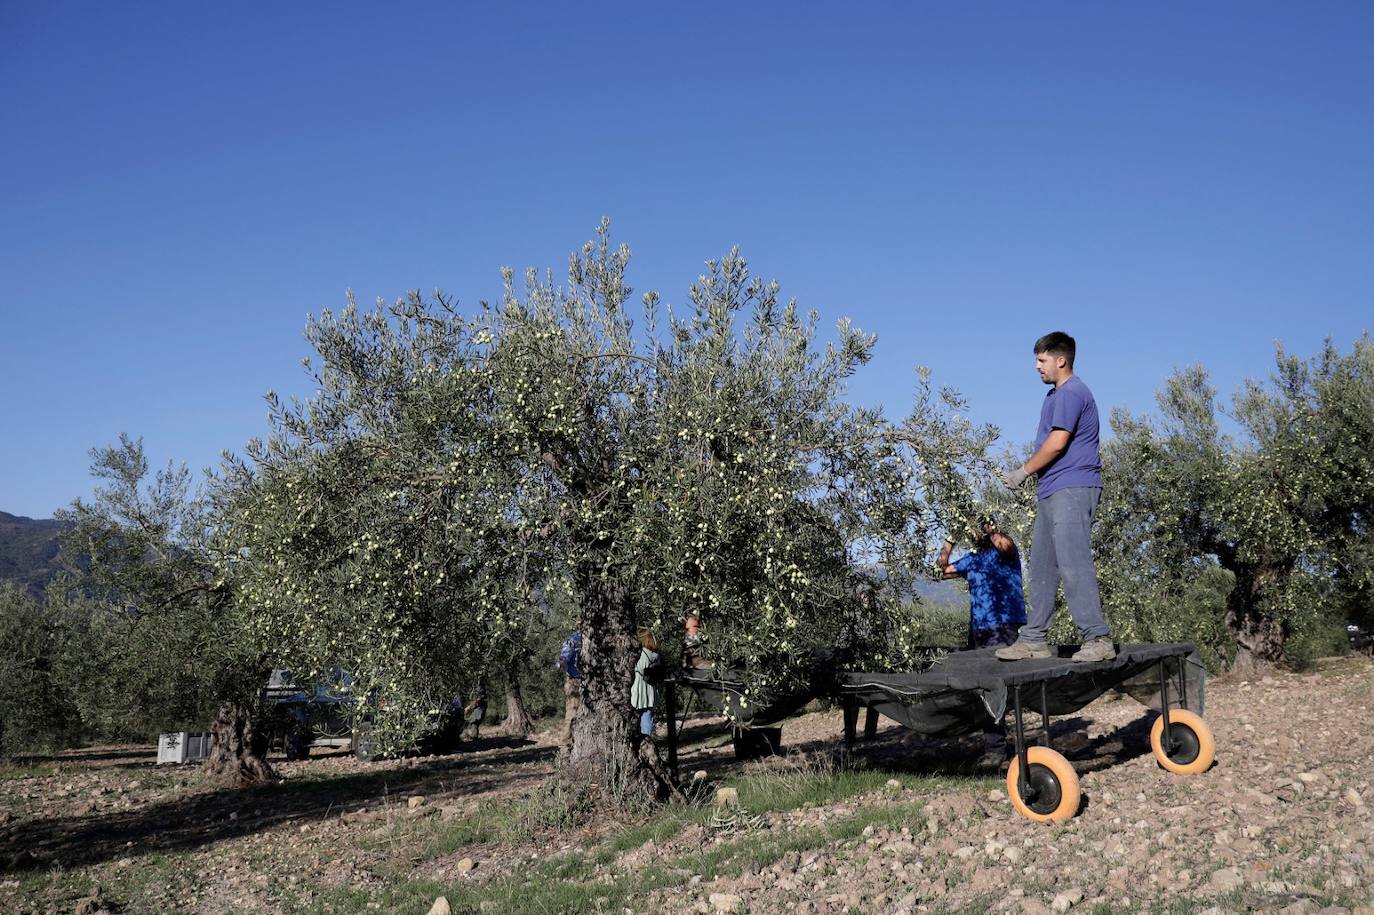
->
[1034,331,1076,369]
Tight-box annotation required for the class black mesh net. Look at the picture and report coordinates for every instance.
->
[836,643,1206,737]
[675,643,1206,737]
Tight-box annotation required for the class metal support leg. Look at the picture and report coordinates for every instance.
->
[1158,660,1173,752]
[842,697,859,751]
[1038,681,1051,748]
[1012,685,1033,802]
[864,707,880,741]
[665,681,679,783]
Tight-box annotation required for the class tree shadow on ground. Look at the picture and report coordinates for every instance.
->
[12,746,156,768]
[0,739,553,874]
[674,716,733,748]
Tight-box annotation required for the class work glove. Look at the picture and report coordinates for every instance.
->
[1002,466,1030,489]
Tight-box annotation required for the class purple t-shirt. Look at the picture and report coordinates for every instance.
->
[1034,375,1101,498]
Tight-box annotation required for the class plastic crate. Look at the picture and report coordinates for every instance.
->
[157,731,211,764]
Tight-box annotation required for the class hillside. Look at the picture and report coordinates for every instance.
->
[0,510,67,596]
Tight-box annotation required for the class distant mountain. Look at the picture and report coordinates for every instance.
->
[862,561,970,609]
[913,576,970,610]
[0,511,68,597]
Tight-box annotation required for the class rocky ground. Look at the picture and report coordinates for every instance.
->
[638,655,1374,915]
[1,655,1372,914]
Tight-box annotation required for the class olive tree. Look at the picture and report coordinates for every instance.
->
[217,222,937,803]
[1094,336,1374,670]
[0,583,86,754]
[894,366,1020,546]
[58,436,272,784]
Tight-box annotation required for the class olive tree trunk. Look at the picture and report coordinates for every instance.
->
[502,674,533,737]
[1223,566,1288,674]
[561,572,677,805]
[205,701,276,786]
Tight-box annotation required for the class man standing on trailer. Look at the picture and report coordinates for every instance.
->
[995,331,1116,663]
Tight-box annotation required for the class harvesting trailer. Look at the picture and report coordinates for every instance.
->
[666,642,1215,823]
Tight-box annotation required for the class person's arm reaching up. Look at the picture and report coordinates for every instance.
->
[936,536,960,578]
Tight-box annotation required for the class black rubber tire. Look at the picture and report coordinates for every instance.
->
[1150,709,1215,775]
[1006,746,1081,824]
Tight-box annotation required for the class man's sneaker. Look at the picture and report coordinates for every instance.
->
[1071,637,1117,663]
[995,639,1052,661]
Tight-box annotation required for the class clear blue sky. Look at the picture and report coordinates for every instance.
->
[2,2,1371,519]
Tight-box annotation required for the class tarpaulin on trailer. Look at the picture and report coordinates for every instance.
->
[837,643,1206,738]
[673,652,837,728]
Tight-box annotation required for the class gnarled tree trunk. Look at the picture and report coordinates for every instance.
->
[205,701,277,786]
[1224,566,1288,675]
[561,572,678,805]
[502,674,533,737]
[1226,612,1287,675]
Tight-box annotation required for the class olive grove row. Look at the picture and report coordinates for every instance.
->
[3,225,1369,801]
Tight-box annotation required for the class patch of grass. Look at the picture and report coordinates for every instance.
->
[308,760,932,915]
[313,798,928,915]
[365,779,596,862]
[10,869,94,907]
[0,763,60,780]
[4,850,199,914]
[99,851,198,903]
[598,802,711,859]
[729,760,927,813]
[388,753,946,875]
[690,799,925,884]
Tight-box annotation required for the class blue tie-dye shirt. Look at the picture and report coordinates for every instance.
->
[953,548,1027,631]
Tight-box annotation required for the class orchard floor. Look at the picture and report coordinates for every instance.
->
[1,655,1372,915]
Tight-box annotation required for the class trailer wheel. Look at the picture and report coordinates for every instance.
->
[1149,709,1214,775]
[1006,746,1081,824]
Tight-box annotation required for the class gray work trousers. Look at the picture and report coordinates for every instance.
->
[1019,486,1111,642]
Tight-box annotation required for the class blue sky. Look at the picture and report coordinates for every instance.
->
[2,2,1371,519]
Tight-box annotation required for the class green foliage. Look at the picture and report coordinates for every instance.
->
[53,435,256,740]
[0,583,84,753]
[898,600,970,648]
[49,587,225,738]
[1095,336,1374,667]
[312,760,949,915]
[215,222,954,750]
[501,608,573,720]
[896,366,1007,543]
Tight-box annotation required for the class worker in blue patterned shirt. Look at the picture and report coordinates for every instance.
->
[937,518,1027,649]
